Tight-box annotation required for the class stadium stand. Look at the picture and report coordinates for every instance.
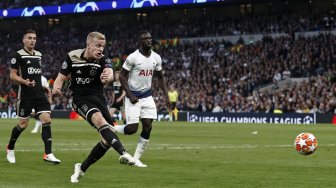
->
[0,1,335,113]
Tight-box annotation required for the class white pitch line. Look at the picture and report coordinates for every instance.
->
[1,144,335,152]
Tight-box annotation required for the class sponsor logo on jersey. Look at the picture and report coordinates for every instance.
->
[75,77,94,84]
[73,2,99,13]
[28,67,42,74]
[21,6,46,17]
[139,70,153,76]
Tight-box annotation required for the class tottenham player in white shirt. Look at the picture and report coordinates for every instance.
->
[114,31,171,167]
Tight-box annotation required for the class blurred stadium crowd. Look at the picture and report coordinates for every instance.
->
[0,1,335,114]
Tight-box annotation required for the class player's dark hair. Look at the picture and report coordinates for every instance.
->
[138,30,150,41]
[23,29,36,37]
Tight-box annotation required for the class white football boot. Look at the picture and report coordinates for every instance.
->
[134,159,147,168]
[43,153,61,164]
[119,153,135,165]
[6,144,15,164]
[70,163,85,183]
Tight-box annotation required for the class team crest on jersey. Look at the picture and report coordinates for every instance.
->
[11,58,16,64]
[89,67,98,76]
[62,61,67,69]
[81,104,89,113]
[20,109,25,116]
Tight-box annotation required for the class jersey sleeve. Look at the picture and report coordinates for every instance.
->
[103,57,113,69]
[122,54,134,71]
[154,54,162,71]
[10,53,20,70]
[59,55,72,76]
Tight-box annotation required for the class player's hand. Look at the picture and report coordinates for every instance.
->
[52,87,63,96]
[128,94,139,104]
[100,69,109,84]
[24,79,36,87]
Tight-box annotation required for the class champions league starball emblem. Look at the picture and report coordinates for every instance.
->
[130,0,158,8]
[73,2,99,13]
[21,6,46,17]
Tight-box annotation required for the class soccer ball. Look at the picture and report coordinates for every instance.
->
[294,133,318,155]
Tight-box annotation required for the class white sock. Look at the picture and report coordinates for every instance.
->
[114,124,126,134]
[134,137,149,160]
[33,120,42,131]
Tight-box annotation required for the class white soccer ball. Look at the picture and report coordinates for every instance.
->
[294,132,318,155]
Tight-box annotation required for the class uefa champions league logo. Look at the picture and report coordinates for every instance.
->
[73,2,99,13]
[189,114,198,122]
[130,0,158,8]
[21,6,45,17]
[303,116,314,124]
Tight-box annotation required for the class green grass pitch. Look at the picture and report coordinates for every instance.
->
[0,119,335,188]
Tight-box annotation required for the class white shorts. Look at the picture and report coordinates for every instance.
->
[125,96,157,124]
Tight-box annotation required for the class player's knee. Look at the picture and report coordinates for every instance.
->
[124,123,139,135]
[19,119,29,128]
[39,112,51,124]
[91,112,108,127]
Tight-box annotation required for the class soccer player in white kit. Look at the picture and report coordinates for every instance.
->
[114,31,170,167]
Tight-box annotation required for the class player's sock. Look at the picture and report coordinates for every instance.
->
[134,137,149,160]
[8,125,25,150]
[169,111,173,121]
[41,123,52,154]
[114,124,126,134]
[81,141,109,172]
[98,125,126,155]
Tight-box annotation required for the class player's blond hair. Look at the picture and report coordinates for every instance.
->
[86,31,105,43]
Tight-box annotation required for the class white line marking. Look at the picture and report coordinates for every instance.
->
[1,144,335,152]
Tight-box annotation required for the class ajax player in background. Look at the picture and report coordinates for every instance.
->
[6,29,60,164]
[114,31,171,167]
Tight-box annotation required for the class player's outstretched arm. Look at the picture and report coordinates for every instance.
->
[52,73,67,96]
